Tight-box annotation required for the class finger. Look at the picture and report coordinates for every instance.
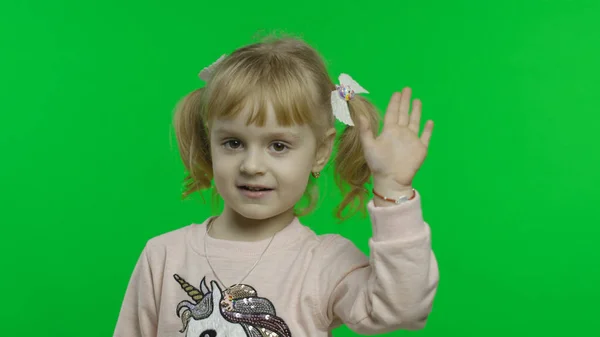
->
[408,99,422,134]
[358,116,375,150]
[383,92,401,127]
[398,87,411,126]
[420,120,434,147]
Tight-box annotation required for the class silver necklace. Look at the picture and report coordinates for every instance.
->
[203,218,279,293]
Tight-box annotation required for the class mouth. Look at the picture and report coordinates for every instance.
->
[237,184,274,199]
[237,185,274,192]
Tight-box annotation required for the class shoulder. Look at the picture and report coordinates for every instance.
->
[291,216,365,255]
[295,223,361,254]
[146,224,193,247]
[306,231,368,268]
[142,221,205,258]
[315,233,360,252]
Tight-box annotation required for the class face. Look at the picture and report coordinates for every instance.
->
[209,103,327,221]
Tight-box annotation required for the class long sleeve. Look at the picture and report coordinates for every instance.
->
[113,246,158,337]
[314,190,439,334]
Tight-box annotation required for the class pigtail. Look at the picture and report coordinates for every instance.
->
[333,96,381,220]
[172,88,213,199]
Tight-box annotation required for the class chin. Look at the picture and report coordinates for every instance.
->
[232,204,288,220]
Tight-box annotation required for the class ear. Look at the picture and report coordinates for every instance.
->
[210,281,223,310]
[312,127,336,173]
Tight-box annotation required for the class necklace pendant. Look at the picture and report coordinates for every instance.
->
[220,288,235,312]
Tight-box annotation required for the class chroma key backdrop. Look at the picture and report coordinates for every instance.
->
[0,1,598,337]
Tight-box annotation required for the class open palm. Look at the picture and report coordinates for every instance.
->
[359,87,434,187]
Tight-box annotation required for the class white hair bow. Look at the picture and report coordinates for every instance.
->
[330,74,369,126]
[198,54,226,81]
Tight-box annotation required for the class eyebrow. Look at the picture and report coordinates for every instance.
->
[213,127,303,141]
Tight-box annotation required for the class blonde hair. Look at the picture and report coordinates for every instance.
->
[173,37,380,220]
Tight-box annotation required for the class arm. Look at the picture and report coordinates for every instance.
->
[113,246,158,337]
[315,191,439,334]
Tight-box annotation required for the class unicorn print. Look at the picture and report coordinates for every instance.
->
[174,274,292,337]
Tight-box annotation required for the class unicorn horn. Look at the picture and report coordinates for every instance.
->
[173,274,203,303]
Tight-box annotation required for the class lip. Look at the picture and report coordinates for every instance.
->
[237,185,274,199]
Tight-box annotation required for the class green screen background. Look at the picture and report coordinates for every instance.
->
[1,0,598,336]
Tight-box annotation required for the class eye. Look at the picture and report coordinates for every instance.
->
[223,139,243,150]
[200,329,217,337]
[270,142,289,153]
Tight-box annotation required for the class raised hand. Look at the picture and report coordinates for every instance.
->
[358,87,434,194]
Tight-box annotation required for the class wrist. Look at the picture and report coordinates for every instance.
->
[372,179,415,207]
[372,177,412,194]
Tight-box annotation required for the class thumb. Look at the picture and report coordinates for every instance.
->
[357,116,374,149]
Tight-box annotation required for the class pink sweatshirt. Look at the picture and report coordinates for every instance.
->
[114,190,439,337]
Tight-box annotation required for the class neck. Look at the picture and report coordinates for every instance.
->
[209,207,296,242]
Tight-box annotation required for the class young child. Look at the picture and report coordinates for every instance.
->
[114,37,439,337]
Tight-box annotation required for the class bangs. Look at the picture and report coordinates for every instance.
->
[205,56,321,127]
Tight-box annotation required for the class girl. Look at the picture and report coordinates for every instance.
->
[114,37,439,337]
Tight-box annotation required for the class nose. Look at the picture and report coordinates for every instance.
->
[239,149,265,175]
[200,329,216,337]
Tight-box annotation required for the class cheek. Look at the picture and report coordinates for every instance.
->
[210,150,236,183]
[212,152,229,170]
[211,154,234,197]
[288,159,313,176]
[210,142,233,169]
[285,167,311,201]
[212,158,238,182]
[279,154,313,186]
